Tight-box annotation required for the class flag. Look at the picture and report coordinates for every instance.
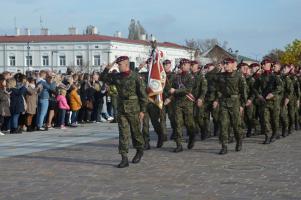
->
[147,48,166,109]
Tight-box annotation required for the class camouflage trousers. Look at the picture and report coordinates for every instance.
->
[174,101,195,145]
[165,101,176,136]
[194,104,207,139]
[280,102,289,135]
[288,98,298,132]
[219,102,242,145]
[142,102,167,142]
[117,112,144,155]
[259,100,280,138]
[203,101,220,137]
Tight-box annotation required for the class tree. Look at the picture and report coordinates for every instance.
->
[128,19,147,40]
[280,39,301,65]
[185,38,228,53]
[264,49,284,62]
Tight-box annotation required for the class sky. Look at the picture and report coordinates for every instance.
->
[0,0,300,59]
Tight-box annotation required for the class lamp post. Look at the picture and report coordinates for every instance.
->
[27,42,30,72]
[51,50,58,71]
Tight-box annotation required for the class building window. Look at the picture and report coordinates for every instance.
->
[26,56,32,66]
[9,56,16,66]
[42,56,49,66]
[94,55,101,66]
[76,55,83,66]
[59,56,66,66]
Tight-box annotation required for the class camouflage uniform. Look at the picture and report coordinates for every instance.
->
[204,67,220,137]
[253,71,282,143]
[288,74,300,133]
[192,72,208,140]
[139,72,167,148]
[102,68,147,155]
[172,72,196,148]
[245,75,256,137]
[280,74,293,137]
[216,70,247,150]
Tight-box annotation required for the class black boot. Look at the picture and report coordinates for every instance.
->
[117,154,129,168]
[219,145,228,155]
[157,134,164,148]
[235,140,242,152]
[269,136,276,143]
[173,143,183,153]
[132,150,143,164]
[246,128,252,138]
[187,134,195,150]
[263,135,270,144]
[282,127,287,137]
[144,141,151,150]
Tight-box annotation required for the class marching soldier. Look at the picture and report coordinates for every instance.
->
[253,59,282,144]
[137,58,167,149]
[280,64,294,137]
[102,56,148,168]
[163,59,177,140]
[169,58,196,152]
[203,63,220,138]
[215,58,247,154]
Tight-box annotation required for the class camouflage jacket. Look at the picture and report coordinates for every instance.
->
[101,68,148,114]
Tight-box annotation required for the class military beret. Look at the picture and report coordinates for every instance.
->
[163,59,171,65]
[115,56,129,64]
[237,62,249,68]
[190,60,199,65]
[249,63,260,68]
[223,57,236,64]
[261,58,272,65]
[179,58,191,66]
[204,63,214,69]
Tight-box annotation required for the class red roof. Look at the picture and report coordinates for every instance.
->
[0,34,187,49]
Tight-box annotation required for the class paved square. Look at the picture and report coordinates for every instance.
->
[0,123,300,200]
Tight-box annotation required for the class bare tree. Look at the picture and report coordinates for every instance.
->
[185,38,228,53]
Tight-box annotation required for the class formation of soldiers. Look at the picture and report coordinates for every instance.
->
[103,56,301,168]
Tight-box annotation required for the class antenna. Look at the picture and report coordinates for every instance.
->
[40,16,43,28]
[14,17,17,28]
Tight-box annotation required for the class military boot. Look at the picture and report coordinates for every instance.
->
[144,141,151,150]
[132,149,143,164]
[117,154,129,168]
[246,128,252,138]
[173,143,183,153]
[157,134,164,148]
[187,134,195,150]
[235,140,242,152]
[263,135,270,144]
[282,127,287,137]
[219,145,228,155]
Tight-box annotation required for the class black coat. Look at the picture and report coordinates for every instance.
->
[10,86,27,114]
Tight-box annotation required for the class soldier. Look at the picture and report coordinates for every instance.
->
[102,56,148,168]
[288,64,300,134]
[191,61,207,140]
[253,59,282,144]
[137,58,167,149]
[280,64,293,137]
[163,59,177,140]
[215,58,247,154]
[203,63,220,138]
[169,58,196,152]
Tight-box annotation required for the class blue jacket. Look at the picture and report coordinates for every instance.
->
[10,86,27,114]
[37,80,56,100]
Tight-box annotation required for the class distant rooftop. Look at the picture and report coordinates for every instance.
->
[0,34,188,50]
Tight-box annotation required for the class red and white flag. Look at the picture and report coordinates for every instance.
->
[147,49,166,109]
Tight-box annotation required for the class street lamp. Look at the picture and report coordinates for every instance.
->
[51,50,58,71]
[27,42,30,72]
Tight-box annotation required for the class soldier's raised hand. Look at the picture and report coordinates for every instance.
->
[265,93,274,100]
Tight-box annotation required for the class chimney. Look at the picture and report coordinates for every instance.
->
[15,27,20,36]
[114,31,122,38]
[24,28,31,36]
[40,28,49,35]
[140,34,146,41]
[68,27,78,35]
[86,25,98,35]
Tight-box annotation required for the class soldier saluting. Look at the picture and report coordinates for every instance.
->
[102,56,148,168]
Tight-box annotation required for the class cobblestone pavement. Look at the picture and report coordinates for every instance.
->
[0,123,300,200]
